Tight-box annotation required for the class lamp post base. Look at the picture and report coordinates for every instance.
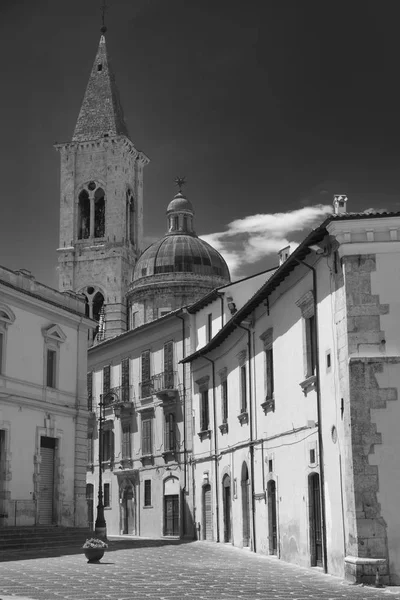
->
[95,503,107,540]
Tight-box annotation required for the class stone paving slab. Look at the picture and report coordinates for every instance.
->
[0,540,399,600]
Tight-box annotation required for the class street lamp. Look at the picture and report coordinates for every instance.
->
[95,393,107,540]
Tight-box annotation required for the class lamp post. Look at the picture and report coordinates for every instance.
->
[95,393,107,540]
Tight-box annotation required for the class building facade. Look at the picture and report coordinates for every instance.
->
[184,206,400,585]
[86,310,193,538]
[0,266,92,527]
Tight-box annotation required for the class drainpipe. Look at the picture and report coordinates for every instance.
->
[217,293,225,327]
[237,322,257,554]
[203,355,220,543]
[175,311,188,536]
[294,258,328,574]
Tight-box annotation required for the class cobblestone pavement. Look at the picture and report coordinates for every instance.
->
[0,538,400,600]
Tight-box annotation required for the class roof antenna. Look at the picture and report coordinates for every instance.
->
[101,0,108,34]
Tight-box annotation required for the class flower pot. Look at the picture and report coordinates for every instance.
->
[84,548,105,563]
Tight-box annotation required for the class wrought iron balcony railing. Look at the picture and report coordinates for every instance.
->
[139,371,177,399]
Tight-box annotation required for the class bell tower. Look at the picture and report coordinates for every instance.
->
[56,32,149,340]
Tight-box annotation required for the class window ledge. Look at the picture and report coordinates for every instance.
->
[197,429,211,441]
[237,411,249,425]
[299,375,317,396]
[261,396,275,415]
[162,449,177,461]
[143,505,153,509]
[219,422,228,435]
[120,458,134,469]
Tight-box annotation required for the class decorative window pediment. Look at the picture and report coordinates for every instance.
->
[0,304,15,326]
[195,375,210,392]
[43,324,67,344]
[260,327,273,350]
[296,291,314,318]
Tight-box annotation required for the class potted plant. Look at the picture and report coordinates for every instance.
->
[83,538,108,563]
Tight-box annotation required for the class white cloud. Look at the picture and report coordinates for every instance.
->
[200,204,332,278]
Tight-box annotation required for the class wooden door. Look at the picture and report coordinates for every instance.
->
[267,480,277,554]
[241,464,250,547]
[309,473,323,566]
[223,477,231,543]
[39,437,56,524]
[203,485,212,541]
[164,494,179,536]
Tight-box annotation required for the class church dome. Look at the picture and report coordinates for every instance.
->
[167,192,193,213]
[133,234,230,281]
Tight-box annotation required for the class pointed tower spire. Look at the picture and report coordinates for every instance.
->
[72,35,129,142]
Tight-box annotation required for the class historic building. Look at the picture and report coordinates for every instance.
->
[184,198,400,585]
[0,266,93,527]
[55,33,149,340]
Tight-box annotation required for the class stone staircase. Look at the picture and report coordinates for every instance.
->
[0,526,93,553]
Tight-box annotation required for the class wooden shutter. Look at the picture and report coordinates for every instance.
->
[165,414,175,451]
[142,419,152,455]
[103,365,111,395]
[122,423,131,459]
[87,432,93,464]
[144,480,151,506]
[141,351,150,381]
[266,348,274,398]
[222,380,228,422]
[46,350,56,388]
[87,372,93,411]
[121,358,130,402]
[201,391,209,431]
[240,366,247,411]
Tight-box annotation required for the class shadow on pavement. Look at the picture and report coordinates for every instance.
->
[0,537,193,563]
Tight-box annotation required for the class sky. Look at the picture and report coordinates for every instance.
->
[1,0,400,285]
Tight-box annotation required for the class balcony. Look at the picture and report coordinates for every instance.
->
[139,371,178,401]
[102,385,134,417]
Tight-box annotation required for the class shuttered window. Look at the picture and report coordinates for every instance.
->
[121,357,130,403]
[103,365,111,396]
[266,347,274,398]
[87,372,93,411]
[221,380,228,423]
[163,341,174,388]
[141,350,151,397]
[87,431,94,464]
[200,391,209,431]
[102,429,114,462]
[104,483,110,507]
[240,366,247,412]
[46,349,57,388]
[144,480,151,506]
[165,414,175,451]
[121,422,131,459]
[142,418,152,455]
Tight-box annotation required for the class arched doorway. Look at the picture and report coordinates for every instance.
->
[267,480,277,554]
[164,476,180,536]
[308,473,322,566]
[222,475,232,543]
[86,484,94,531]
[241,462,250,547]
[202,484,212,541]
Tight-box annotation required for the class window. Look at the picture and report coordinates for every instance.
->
[0,305,15,376]
[164,341,174,388]
[87,432,94,464]
[102,428,114,463]
[121,357,130,403]
[104,483,110,508]
[207,313,212,343]
[266,346,274,399]
[78,190,90,239]
[121,422,131,459]
[141,350,151,397]
[103,365,111,396]
[144,480,151,506]
[87,372,93,411]
[240,365,247,412]
[200,390,209,431]
[221,380,228,423]
[165,414,175,451]
[305,315,317,377]
[268,459,273,473]
[77,183,106,240]
[94,188,105,238]
[142,418,153,455]
[46,349,57,388]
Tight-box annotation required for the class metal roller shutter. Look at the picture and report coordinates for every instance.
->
[39,446,55,524]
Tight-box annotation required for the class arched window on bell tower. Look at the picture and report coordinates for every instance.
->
[94,188,105,238]
[80,286,105,341]
[77,182,106,241]
[78,190,90,239]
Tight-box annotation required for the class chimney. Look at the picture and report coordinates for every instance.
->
[278,245,291,266]
[333,194,348,215]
